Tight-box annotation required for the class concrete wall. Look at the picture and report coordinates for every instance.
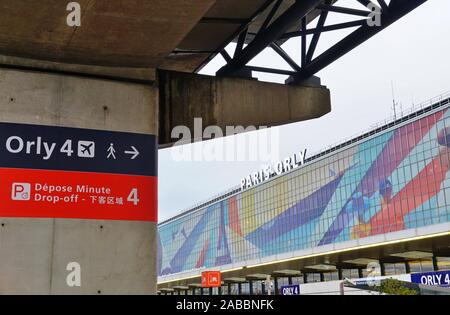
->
[159,70,331,146]
[0,67,158,294]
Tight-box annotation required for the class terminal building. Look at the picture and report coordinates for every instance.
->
[157,95,450,295]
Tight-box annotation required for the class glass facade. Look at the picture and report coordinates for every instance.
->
[408,260,434,273]
[158,105,450,278]
[384,263,407,276]
[437,257,450,271]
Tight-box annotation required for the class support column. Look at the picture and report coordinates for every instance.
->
[274,277,279,295]
[380,264,386,277]
[405,262,411,274]
[432,256,439,271]
[0,67,158,294]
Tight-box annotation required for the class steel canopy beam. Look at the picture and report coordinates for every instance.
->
[288,0,428,84]
[216,0,323,77]
[214,0,428,84]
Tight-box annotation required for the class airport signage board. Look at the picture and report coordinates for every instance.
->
[411,271,450,287]
[0,122,157,221]
[201,271,221,288]
[280,284,300,295]
[240,149,307,190]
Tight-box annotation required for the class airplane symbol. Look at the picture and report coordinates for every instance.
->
[77,141,95,158]
[80,143,93,155]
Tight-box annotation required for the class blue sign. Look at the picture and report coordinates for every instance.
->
[0,122,157,176]
[411,271,450,287]
[280,284,300,295]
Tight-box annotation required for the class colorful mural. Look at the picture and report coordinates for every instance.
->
[158,106,450,277]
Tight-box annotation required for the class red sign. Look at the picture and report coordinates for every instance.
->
[202,271,222,288]
[0,168,157,221]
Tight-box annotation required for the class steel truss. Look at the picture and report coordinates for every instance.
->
[214,0,428,84]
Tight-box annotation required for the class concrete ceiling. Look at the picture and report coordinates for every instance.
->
[161,0,335,73]
[0,0,216,67]
[0,0,332,71]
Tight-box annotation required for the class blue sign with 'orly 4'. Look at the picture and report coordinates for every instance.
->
[280,284,300,295]
[411,270,450,287]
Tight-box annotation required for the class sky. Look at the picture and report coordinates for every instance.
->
[158,0,450,222]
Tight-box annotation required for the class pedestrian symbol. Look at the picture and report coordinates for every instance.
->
[107,143,116,159]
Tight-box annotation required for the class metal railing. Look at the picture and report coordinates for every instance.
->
[304,91,450,163]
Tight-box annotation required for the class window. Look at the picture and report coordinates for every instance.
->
[341,269,359,279]
[306,273,321,283]
[409,259,434,273]
[437,257,450,271]
[383,263,406,276]
[323,272,339,282]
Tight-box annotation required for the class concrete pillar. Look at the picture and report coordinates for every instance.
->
[158,70,331,146]
[0,67,158,294]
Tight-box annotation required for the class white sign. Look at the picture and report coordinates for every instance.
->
[241,149,307,190]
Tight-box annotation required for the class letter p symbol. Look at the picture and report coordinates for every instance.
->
[12,183,31,201]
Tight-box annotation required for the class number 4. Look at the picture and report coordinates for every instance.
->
[127,188,140,206]
[60,140,74,157]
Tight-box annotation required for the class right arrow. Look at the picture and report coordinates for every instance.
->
[124,146,139,160]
